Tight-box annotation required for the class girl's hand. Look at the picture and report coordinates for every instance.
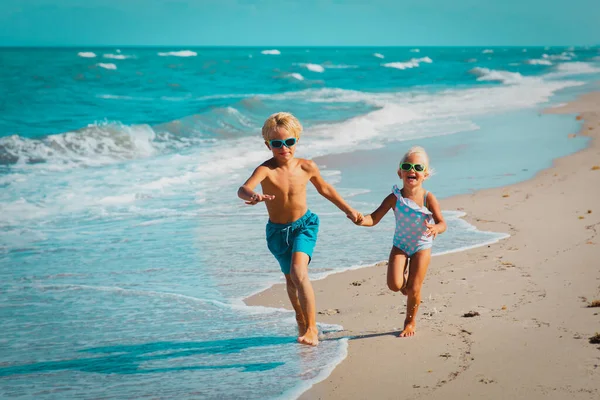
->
[245,193,275,205]
[424,223,440,238]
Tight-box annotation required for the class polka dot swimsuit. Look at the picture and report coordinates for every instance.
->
[392,185,434,257]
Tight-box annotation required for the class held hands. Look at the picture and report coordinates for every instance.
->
[245,193,275,205]
[424,222,440,239]
[346,209,364,225]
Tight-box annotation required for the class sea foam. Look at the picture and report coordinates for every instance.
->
[543,52,576,61]
[469,67,526,84]
[526,59,553,66]
[302,63,325,73]
[545,62,600,78]
[383,57,433,70]
[287,73,305,81]
[261,49,281,55]
[157,50,197,57]
[0,122,159,167]
[103,54,133,60]
[97,63,117,70]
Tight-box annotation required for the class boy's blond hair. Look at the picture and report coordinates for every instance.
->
[262,112,303,141]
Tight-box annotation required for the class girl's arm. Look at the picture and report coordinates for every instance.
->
[359,193,396,227]
[424,192,446,238]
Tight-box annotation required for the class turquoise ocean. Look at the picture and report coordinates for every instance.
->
[1,46,599,398]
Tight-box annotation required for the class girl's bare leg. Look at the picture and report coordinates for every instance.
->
[387,246,409,292]
[400,248,431,337]
[290,252,318,346]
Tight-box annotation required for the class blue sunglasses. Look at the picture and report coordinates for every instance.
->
[268,137,297,149]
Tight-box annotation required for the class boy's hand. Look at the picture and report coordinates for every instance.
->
[424,223,440,238]
[346,210,363,225]
[245,193,275,205]
[355,212,364,225]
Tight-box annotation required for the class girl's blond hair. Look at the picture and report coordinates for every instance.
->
[400,146,434,176]
[262,112,303,141]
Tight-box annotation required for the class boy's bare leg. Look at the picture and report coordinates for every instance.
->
[386,246,409,293]
[400,249,431,337]
[290,252,318,346]
[284,274,307,336]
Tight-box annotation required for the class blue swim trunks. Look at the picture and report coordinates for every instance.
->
[266,210,319,274]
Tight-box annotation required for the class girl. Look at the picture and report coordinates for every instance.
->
[357,146,446,337]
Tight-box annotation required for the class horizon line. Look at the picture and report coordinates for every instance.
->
[0,44,597,49]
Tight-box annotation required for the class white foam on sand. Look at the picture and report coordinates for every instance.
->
[278,338,349,400]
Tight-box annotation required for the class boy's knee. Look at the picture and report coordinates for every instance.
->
[290,267,308,285]
[285,275,296,288]
[387,281,403,292]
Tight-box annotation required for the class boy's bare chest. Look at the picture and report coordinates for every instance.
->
[263,169,309,195]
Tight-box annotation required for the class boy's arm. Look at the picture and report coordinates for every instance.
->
[307,160,361,222]
[360,193,395,227]
[424,192,446,238]
[238,166,275,205]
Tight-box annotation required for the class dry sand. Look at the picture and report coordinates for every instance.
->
[246,92,600,399]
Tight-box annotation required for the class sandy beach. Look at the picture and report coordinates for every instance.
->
[246,92,600,399]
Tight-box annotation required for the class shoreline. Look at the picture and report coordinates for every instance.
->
[245,92,600,399]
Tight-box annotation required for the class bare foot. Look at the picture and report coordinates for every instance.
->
[296,316,307,337]
[399,322,416,337]
[298,326,319,346]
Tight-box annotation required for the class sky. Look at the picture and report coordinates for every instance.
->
[0,0,598,47]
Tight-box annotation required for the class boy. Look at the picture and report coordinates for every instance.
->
[238,112,362,346]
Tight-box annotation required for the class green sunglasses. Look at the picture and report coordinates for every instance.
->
[267,137,297,149]
[400,162,426,172]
